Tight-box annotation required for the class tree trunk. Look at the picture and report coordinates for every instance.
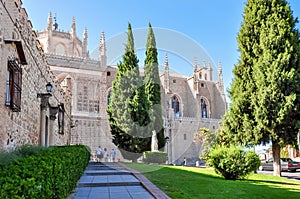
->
[272,141,281,176]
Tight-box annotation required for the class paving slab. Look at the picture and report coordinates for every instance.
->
[68,162,166,199]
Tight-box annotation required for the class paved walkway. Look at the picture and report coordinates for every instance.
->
[68,162,170,199]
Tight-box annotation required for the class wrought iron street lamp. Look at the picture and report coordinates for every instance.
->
[37,82,53,109]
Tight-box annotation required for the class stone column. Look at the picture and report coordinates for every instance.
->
[40,109,46,146]
[49,106,59,146]
[37,93,52,146]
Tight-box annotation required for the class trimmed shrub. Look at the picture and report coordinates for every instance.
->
[208,145,260,180]
[0,144,90,199]
[143,151,167,164]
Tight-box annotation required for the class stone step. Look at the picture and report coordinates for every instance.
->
[84,171,129,176]
[77,181,141,187]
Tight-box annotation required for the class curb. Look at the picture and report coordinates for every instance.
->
[119,163,171,199]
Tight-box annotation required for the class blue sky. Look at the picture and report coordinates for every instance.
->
[22,0,300,99]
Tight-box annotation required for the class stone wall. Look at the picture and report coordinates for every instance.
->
[0,0,72,150]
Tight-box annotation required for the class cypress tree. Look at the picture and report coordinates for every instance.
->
[107,23,151,161]
[221,0,300,176]
[144,23,165,149]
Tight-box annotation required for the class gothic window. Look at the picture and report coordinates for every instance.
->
[199,72,202,79]
[172,95,180,118]
[6,58,22,112]
[205,74,207,80]
[201,98,207,118]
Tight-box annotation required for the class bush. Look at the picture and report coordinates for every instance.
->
[0,144,46,165]
[143,151,167,164]
[0,144,90,199]
[208,145,260,180]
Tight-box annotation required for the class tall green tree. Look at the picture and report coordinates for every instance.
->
[144,23,165,149]
[221,0,300,176]
[107,23,151,161]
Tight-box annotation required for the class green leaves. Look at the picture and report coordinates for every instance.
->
[208,145,260,180]
[221,0,300,148]
[0,145,90,198]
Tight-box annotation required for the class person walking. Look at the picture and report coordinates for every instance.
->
[96,146,102,162]
[103,148,108,162]
[183,157,187,166]
[111,149,116,162]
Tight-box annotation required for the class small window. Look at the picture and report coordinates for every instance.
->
[6,58,22,112]
[201,83,204,87]
[173,79,176,83]
[107,71,111,76]
[184,134,187,140]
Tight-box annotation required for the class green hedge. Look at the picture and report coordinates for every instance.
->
[208,145,261,180]
[0,145,90,199]
[143,151,167,164]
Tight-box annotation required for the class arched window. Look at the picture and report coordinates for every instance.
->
[204,74,207,80]
[199,72,202,79]
[172,95,180,118]
[201,99,207,118]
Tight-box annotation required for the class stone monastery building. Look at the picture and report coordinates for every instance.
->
[0,0,227,164]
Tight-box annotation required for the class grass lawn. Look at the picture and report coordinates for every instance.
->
[123,163,300,199]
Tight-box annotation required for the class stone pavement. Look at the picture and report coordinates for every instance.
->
[68,162,171,199]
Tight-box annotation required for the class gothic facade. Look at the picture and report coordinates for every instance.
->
[0,0,227,164]
[36,14,227,164]
[0,0,72,151]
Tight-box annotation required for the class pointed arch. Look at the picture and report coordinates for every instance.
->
[200,96,210,119]
[170,94,182,118]
[55,42,67,55]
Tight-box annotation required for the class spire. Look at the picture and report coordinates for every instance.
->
[82,27,88,58]
[164,53,170,93]
[47,12,53,32]
[99,31,107,66]
[193,57,198,73]
[164,53,169,73]
[217,60,226,104]
[208,62,213,81]
[70,16,76,38]
[218,60,223,85]
[202,60,206,68]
